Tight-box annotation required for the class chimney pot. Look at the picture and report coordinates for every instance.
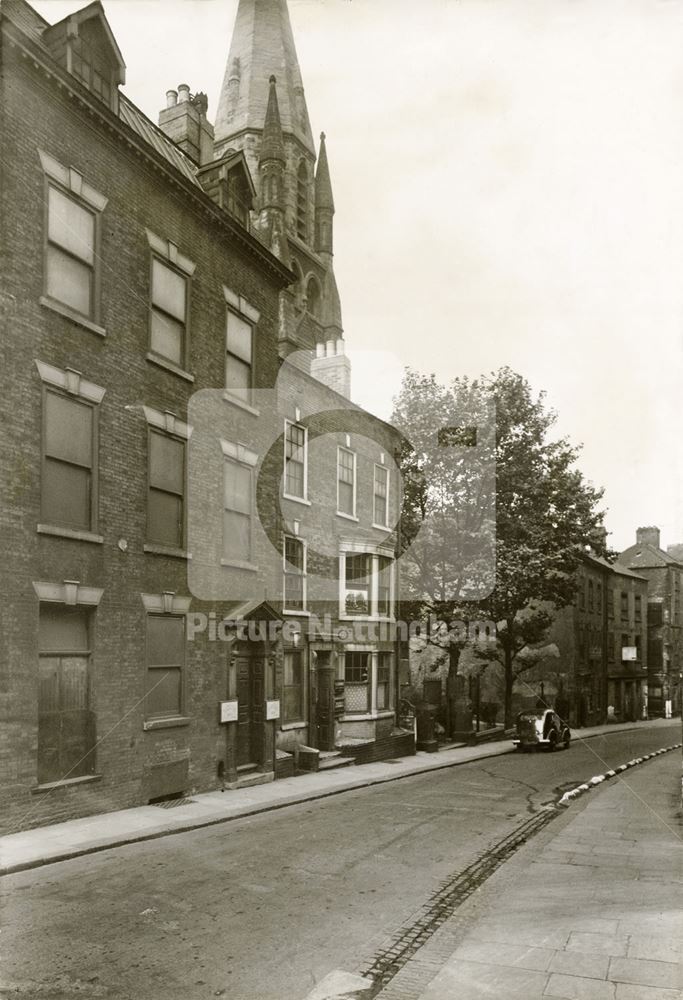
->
[166,89,178,108]
[178,84,191,103]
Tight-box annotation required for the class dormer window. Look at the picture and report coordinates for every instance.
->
[224,167,252,229]
[43,3,126,114]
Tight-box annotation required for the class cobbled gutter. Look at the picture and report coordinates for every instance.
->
[358,741,682,999]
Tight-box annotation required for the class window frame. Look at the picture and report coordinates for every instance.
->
[43,179,100,325]
[37,603,96,785]
[225,307,254,404]
[222,455,254,566]
[282,649,306,725]
[341,649,395,719]
[340,550,396,621]
[283,535,308,615]
[144,612,186,722]
[41,384,99,534]
[146,428,186,551]
[373,463,390,529]
[148,254,190,372]
[336,446,357,520]
[283,419,309,504]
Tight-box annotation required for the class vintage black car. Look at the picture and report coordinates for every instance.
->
[513,709,571,751]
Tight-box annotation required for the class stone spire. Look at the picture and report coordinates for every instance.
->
[314,131,334,256]
[214,0,314,155]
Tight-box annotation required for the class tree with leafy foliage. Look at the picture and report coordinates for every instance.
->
[393,366,607,728]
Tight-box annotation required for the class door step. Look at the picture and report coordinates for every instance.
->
[235,770,273,790]
[318,751,355,772]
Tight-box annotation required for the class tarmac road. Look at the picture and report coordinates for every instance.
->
[1,722,679,1000]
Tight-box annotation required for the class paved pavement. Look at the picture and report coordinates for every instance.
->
[378,749,683,1000]
[0,719,675,876]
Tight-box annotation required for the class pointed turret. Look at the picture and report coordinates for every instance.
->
[215,0,314,156]
[314,131,335,256]
[256,76,290,264]
[259,75,285,167]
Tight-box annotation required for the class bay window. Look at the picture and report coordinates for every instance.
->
[342,551,395,618]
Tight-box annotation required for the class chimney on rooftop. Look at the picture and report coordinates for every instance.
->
[158,84,214,165]
[636,526,661,550]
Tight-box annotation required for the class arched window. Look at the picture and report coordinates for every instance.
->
[306,276,321,318]
[296,161,308,241]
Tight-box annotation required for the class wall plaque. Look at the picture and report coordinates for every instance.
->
[266,700,280,721]
[220,700,238,723]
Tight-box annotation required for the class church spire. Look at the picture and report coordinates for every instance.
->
[214,0,314,155]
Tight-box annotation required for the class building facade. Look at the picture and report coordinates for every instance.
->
[0,0,407,834]
[618,527,683,719]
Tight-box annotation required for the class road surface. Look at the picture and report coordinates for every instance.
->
[1,723,679,1000]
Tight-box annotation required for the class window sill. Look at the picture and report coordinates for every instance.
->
[144,544,191,560]
[143,716,191,731]
[337,511,359,523]
[339,615,396,623]
[37,524,104,544]
[146,352,195,383]
[223,391,260,417]
[283,609,310,617]
[220,558,259,572]
[31,773,102,794]
[282,493,312,507]
[341,711,394,722]
[280,721,307,731]
[39,296,106,338]
[371,523,391,532]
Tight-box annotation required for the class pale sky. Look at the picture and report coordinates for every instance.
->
[34,0,683,551]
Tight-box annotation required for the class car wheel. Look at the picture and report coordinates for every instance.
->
[548,731,558,752]
[563,731,571,750]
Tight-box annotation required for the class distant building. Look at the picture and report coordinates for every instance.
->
[0,0,408,834]
[618,527,683,719]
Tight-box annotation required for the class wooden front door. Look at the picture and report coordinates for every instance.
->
[236,654,256,768]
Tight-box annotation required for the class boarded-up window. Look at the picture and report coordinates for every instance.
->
[46,185,96,318]
[148,431,184,548]
[150,258,187,367]
[283,651,304,723]
[223,459,252,562]
[226,311,253,402]
[146,615,184,719]
[42,390,95,531]
[38,605,95,784]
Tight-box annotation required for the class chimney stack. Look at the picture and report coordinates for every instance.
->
[158,84,214,165]
[636,526,661,550]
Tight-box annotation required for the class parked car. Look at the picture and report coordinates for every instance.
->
[513,709,570,752]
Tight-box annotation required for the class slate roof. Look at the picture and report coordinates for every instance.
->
[618,542,683,571]
[3,0,200,190]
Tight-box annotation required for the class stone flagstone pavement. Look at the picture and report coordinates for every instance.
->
[403,750,683,1000]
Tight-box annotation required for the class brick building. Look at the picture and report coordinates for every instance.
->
[0,0,407,833]
[618,527,683,719]
[531,552,648,727]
